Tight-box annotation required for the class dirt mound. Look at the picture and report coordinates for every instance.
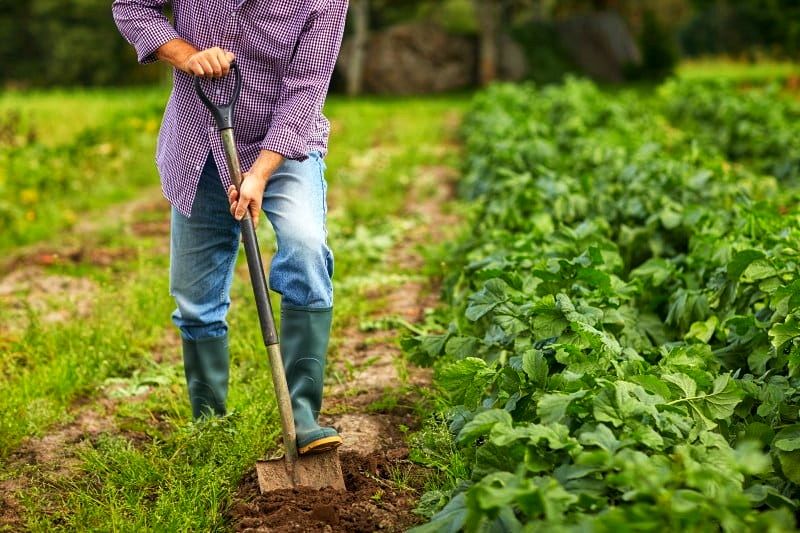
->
[230,451,425,532]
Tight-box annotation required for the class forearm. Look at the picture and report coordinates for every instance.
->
[249,150,285,183]
[155,38,198,73]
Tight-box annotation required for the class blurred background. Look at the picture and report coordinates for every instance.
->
[2,0,799,91]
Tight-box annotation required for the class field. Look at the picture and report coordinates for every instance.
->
[2,64,800,531]
[0,88,468,530]
[407,77,800,530]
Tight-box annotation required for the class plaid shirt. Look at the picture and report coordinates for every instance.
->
[112,0,348,216]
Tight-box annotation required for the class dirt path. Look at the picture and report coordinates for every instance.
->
[0,113,462,531]
[228,162,459,532]
[0,194,176,531]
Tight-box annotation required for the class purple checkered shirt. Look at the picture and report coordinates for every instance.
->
[112,0,348,216]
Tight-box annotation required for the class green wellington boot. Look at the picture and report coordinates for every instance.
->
[280,305,343,455]
[182,335,229,419]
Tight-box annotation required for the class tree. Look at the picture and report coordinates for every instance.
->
[346,0,370,96]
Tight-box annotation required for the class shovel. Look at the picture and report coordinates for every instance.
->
[194,63,345,492]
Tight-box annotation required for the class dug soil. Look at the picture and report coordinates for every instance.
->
[228,158,460,532]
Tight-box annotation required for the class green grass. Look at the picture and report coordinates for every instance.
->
[0,89,469,531]
[677,58,800,83]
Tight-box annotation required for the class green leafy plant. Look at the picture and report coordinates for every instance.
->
[409,79,800,531]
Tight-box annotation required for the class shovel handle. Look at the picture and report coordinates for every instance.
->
[194,61,242,131]
[193,66,300,465]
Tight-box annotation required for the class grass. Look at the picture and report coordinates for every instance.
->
[677,58,800,83]
[0,88,469,530]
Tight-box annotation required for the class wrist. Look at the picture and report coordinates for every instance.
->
[156,39,198,72]
[250,150,284,182]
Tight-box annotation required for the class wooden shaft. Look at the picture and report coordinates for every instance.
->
[268,343,299,463]
[221,129,244,191]
[219,127,299,468]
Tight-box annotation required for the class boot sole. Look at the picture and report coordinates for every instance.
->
[298,435,343,455]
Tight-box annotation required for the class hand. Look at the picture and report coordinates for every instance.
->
[228,172,268,227]
[183,47,235,78]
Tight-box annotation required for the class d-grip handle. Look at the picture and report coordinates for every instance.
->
[193,61,242,131]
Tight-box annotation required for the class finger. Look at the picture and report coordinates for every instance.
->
[189,60,205,77]
[225,51,236,64]
[218,50,231,75]
[227,186,238,204]
[230,200,238,217]
[197,57,214,77]
[207,55,223,78]
[250,200,262,228]
[234,198,248,220]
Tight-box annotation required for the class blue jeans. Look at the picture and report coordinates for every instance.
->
[170,151,334,341]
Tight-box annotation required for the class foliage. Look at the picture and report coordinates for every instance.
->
[408,79,800,530]
[681,0,800,58]
[0,0,162,86]
[661,79,800,183]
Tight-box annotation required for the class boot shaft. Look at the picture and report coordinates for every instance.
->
[182,335,230,419]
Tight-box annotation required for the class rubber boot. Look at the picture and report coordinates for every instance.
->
[182,335,229,419]
[280,305,342,455]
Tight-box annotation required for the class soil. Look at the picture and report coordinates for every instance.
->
[0,193,175,530]
[0,401,117,531]
[228,156,460,531]
[231,451,426,533]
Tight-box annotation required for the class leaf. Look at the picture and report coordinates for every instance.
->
[457,409,512,444]
[663,373,697,398]
[579,423,621,454]
[408,493,467,533]
[628,374,673,400]
[521,349,549,386]
[537,390,587,424]
[466,279,509,321]
[774,424,800,452]
[727,249,765,280]
[445,336,480,360]
[769,315,800,350]
[684,316,718,343]
[629,423,665,450]
[570,321,622,357]
[778,450,800,485]
[439,357,495,407]
[491,422,575,450]
[741,259,777,283]
[703,374,744,419]
[532,301,568,338]
[630,258,674,287]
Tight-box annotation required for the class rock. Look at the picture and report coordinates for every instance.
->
[499,33,529,82]
[337,22,477,95]
[556,11,641,83]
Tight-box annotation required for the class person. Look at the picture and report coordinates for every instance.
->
[112,0,348,455]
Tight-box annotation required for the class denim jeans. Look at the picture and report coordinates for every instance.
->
[169,151,334,341]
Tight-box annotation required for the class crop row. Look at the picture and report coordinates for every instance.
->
[410,79,800,532]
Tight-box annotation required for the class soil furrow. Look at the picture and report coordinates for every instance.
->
[228,161,459,532]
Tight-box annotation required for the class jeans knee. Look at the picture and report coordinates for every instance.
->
[281,226,329,262]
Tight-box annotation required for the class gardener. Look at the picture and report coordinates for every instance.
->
[112,0,348,455]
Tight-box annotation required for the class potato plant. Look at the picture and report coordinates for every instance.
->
[410,79,800,532]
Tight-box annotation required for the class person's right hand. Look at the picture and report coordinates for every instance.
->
[183,47,235,78]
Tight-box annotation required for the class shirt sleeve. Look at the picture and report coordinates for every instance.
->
[112,0,180,65]
[260,0,348,161]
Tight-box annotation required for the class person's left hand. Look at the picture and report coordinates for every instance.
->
[228,172,268,227]
[227,150,285,227]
